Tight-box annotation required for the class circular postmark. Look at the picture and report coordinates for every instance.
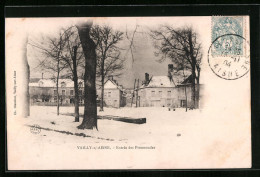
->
[30,124,41,134]
[208,34,250,80]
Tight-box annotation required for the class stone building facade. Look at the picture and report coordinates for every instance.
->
[29,77,126,108]
[96,77,126,108]
[137,64,203,108]
[29,79,84,106]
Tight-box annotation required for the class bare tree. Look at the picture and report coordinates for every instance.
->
[125,25,138,65]
[60,26,84,122]
[150,26,202,108]
[90,25,124,112]
[21,35,30,117]
[169,63,189,112]
[77,20,98,130]
[28,31,68,115]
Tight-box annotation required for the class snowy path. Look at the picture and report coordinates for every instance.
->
[7,106,251,169]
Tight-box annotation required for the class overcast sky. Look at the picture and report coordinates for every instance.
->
[7,17,211,88]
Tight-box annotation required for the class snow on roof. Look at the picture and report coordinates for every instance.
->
[140,72,192,89]
[29,79,84,88]
[171,70,192,86]
[29,82,39,87]
[29,79,55,87]
[146,76,175,88]
[104,79,124,91]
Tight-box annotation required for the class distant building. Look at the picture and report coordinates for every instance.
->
[29,76,126,108]
[29,79,84,106]
[137,64,203,108]
[96,76,126,108]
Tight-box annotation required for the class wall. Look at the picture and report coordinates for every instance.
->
[29,86,84,105]
[139,85,196,108]
[103,89,121,108]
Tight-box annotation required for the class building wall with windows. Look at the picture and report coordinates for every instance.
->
[139,86,192,108]
[29,79,84,106]
[96,78,126,108]
[103,89,121,108]
[137,72,203,108]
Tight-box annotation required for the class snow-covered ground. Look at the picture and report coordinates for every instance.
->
[7,106,251,170]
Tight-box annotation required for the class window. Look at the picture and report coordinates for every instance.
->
[61,82,66,87]
[79,82,83,88]
[70,90,74,96]
[167,91,171,97]
[151,91,155,97]
[54,90,57,96]
[108,92,111,97]
[79,90,83,95]
[79,98,83,104]
[181,100,187,108]
[62,90,65,96]
[158,91,162,97]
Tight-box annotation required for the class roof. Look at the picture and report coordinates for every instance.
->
[29,78,84,88]
[29,79,55,87]
[139,73,192,89]
[30,78,41,83]
[103,79,124,91]
[180,75,192,85]
[145,76,175,88]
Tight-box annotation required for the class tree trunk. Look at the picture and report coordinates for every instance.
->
[27,62,30,116]
[182,67,188,112]
[77,20,98,130]
[191,68,196,109]
[72,46,80,122]
[56,71,60,116]
[100,58,105,111]
[188,31,197,109]
[56,37,62,116]
[131,79,136,107]
[136,79,139,108]
[196,70,200,109]
[22,35,30,117]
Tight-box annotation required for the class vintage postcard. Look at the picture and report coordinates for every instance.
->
[5,16,251,170]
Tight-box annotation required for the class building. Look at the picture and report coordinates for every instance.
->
[96,76,126,108]
[137,64,203,108]
[29,76,126,108]
[29,79,84,106]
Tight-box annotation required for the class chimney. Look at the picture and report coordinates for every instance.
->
[145,73,149,84]
[42,73,44,79]
[108,75,113,81]
[168,64,173,81]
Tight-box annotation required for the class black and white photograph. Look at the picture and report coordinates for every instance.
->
[5,16,251,170]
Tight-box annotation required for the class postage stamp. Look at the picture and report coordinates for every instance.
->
[211,16,244,57]
[208,16,250,80]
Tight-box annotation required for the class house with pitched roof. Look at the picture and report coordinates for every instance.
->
[29,78,84,106]
[137,64,202,108]
[96,76,126,108]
